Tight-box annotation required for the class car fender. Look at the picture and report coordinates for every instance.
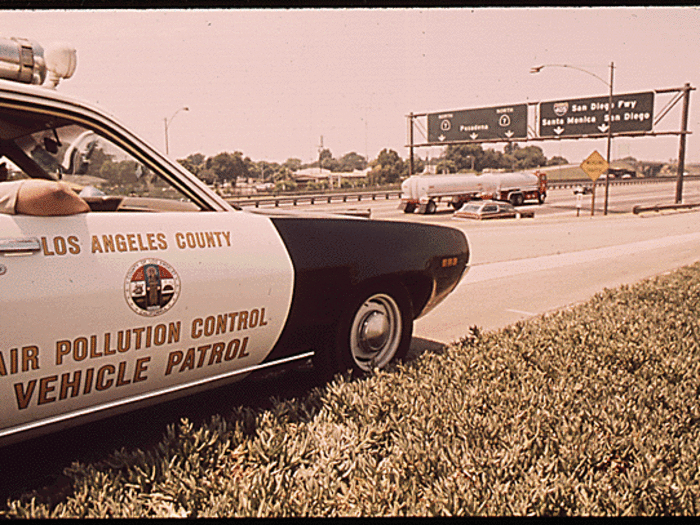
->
[264,217,469,362]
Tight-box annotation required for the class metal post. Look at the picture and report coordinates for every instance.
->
[675,83,691,203]
[408,113,414,177]
[164,117,169,156]
[604,62,614,215]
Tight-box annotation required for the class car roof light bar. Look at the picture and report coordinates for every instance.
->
[0,36,76,88]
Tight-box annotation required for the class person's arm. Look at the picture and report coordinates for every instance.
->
[15,180,90,216]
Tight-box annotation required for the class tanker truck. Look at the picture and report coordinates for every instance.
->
[400,170,547,214]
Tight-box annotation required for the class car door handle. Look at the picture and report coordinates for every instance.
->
[0,237,42,256]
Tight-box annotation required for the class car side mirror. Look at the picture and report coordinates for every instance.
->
[68,148,89,175]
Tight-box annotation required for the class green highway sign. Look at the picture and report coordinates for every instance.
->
[539,91,654,137]
[427,104,527,144]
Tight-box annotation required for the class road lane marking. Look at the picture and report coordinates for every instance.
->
[506,309,536,316]
[464,231,700,284]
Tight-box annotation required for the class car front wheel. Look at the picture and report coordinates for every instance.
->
[319,284,413,376]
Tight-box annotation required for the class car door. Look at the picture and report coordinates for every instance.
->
[0,123,294,440]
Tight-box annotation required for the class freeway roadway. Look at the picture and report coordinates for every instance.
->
[254,178,700,349]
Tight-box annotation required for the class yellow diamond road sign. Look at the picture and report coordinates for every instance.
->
[580,150,609,181]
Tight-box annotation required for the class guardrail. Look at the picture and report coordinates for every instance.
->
[227,190,401,208]
[550,176,698,191]
[633,202,700,214]
[226,176,699,208]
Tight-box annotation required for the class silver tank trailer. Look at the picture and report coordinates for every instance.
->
[400,170,545,214]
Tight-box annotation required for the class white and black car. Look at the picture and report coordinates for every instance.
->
[0,38,469,446]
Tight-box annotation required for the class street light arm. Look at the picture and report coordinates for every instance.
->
[530,63,610,88]
[164,106,189,156]
[166,106,189,127]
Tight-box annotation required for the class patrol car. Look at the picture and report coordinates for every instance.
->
[0,37,469,445]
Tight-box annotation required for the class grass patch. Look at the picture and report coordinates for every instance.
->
[4,263,700,517]
[542,165,589,182]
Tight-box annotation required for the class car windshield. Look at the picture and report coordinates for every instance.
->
[462,204,482,212]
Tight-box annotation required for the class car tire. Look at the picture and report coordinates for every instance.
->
[510,193,524,206]
[317,283,413,377]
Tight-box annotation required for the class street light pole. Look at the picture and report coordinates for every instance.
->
[604,62,614,215]
[164,106,189,156]
[531,62,615,215]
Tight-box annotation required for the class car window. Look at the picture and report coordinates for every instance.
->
[22,125,192,201]
[483,205,498,212]
[0,105,199,210]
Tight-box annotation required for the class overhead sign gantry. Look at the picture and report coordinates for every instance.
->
[407,83,692,204]
[418,91,655,146]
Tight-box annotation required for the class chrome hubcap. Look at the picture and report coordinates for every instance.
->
[349,293,402,371]
[360,311,390,351]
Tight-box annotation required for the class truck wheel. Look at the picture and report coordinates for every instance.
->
[403,203,416,213]
[538,193,546,204]
[450,201,462,210]
[317,284,413,376]
[510,193,524,206]
[426,200,437,214]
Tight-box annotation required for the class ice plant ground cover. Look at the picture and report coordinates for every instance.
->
[3,262,700,517]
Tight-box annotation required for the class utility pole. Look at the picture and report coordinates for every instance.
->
[408,113,414,177]
[318,135,327,187]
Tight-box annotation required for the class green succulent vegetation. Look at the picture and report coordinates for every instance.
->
[4,263,700,517]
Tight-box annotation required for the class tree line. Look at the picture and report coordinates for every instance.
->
[176,143,569,191]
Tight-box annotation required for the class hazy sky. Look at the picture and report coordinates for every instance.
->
[2,8,699,165]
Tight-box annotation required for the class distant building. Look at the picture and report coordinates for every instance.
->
[292,167,333,184]
[292,167,369,187]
